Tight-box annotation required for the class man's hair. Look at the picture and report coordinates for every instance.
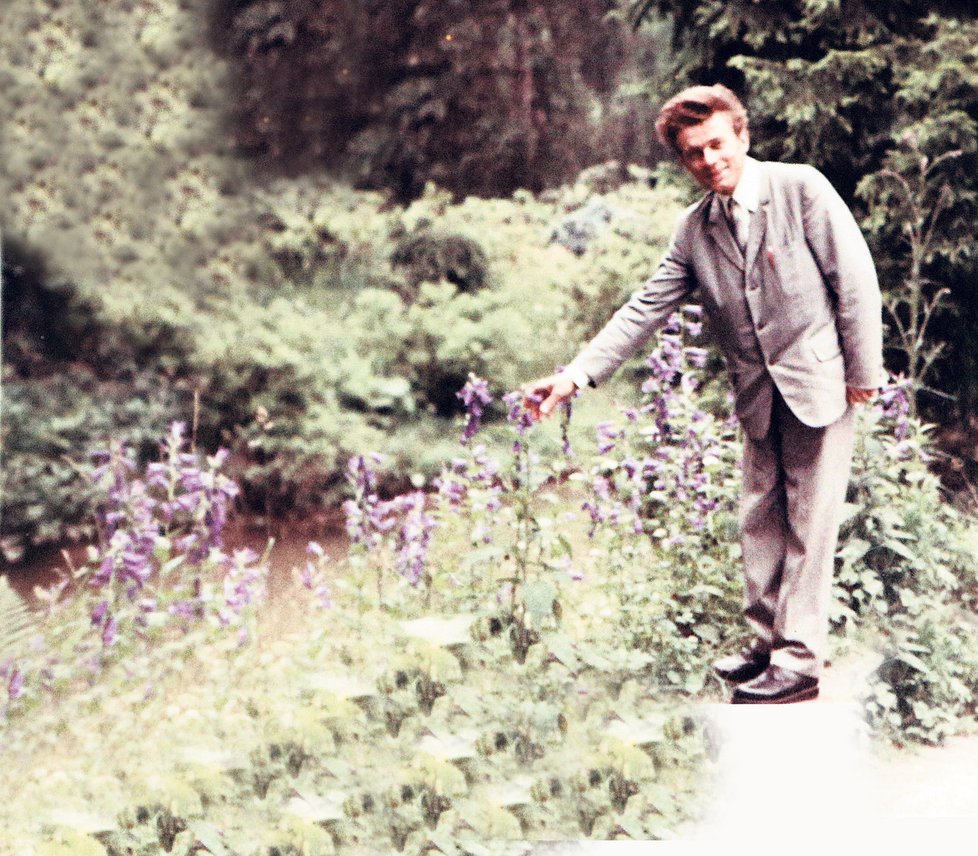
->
[655,84,748,154]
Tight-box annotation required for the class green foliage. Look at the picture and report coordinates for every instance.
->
[858,137,965,414]
[392,230,489,301]
[3,139,681,544]
[0,434,710,851]
[1,364,185,560]
[837,398,978,743]
[4,362,978,852]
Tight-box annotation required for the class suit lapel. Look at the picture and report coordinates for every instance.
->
[706,193,745,271]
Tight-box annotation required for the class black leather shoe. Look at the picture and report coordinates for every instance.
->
[731,665,819,704]
[713,647,770,683]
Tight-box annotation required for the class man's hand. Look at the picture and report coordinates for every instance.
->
[522,373,578,420]
[846,386,877,405]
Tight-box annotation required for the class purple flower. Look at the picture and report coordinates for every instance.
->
[347,455,380,496]
[102,616,118,647]
[878,376,912,442]
[458,374,493,444]
[300,560,333,609]
[503,390,536,438]
[592,475,611,501]
[91,600,109,627]
[7,667,24,701]
[391,492,437,586]
[219,549,269,624]
[596,421,619,455]
[169,600,200,620]
[145,462,170,490]
[209,448,231,468]
[484,485,502,513]
[437,475,468,506]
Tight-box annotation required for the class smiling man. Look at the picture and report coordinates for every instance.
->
[523,84,884,704]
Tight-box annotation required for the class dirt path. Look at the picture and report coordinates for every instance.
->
[531,650,978,853]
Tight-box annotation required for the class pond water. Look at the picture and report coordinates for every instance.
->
[2,514,349,605]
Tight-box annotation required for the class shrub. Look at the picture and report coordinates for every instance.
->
[391,230,489,301]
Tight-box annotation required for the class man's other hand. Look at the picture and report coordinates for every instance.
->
[846,386,877,405]
[522,374,578,420]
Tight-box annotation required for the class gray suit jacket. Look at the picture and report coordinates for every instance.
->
[565,159,885,439]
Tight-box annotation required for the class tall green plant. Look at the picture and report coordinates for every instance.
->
[858,137,962,415]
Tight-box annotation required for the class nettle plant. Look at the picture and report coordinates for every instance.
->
[340,372,577,666]
[331,308,744,705]
[838,377,978,744]
[577,309,744,692]
[1,422,331,721]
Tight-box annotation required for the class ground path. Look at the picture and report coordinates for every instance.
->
[531,649,978,853]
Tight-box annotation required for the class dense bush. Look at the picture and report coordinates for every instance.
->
[628,0,978,419]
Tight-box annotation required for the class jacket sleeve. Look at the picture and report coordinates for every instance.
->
[564,222,697,387]
[800,168,885,389]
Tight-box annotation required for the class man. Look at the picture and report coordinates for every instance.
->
[523,84,884,704]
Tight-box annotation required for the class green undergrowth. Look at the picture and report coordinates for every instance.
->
[2,345,978,855]
[0,552,712,855]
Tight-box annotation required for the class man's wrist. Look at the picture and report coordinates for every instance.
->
[563,366,592,392]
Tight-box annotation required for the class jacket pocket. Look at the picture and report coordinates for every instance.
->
[809,326,842,362]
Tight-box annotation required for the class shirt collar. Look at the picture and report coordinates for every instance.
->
[721,156,760,213]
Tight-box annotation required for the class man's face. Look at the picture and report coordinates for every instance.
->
[676,111,749,195]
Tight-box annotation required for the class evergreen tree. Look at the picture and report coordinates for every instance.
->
[213,0,633,199]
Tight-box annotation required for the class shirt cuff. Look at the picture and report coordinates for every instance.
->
[563,366,592,391]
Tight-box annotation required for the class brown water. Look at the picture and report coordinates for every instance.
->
[2,514,349,605]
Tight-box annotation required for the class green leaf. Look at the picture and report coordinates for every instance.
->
[0,576,35,663]
[160,555,186,576]
[885,539,916,561]
[425,830,460,855]
[605,714,667,746]
[416,730,479,762]
[615,816,647,840]
[459,545,504,568]
[895,651,931,675]
[483,776,536,807]
[691,623,719,644]
[305,672,378,700]
[286,790,346,823]
[191,822,228,856]
[38,834,107,856]
[838,537,872,563]
[46,809,115,835]
[523,580,556,621]
[547,634,582,671]
[399,614,477,647]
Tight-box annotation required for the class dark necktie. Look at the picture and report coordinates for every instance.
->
[727,197,749,253]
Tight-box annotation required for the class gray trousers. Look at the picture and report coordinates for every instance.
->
[739,389,856,677]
